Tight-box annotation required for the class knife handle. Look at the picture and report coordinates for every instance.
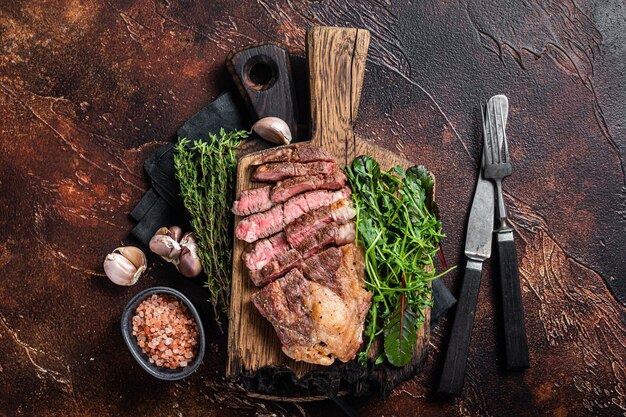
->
[496,229,530,369]
[438,259,483,395]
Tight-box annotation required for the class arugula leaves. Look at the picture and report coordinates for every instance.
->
[346,156,448,367]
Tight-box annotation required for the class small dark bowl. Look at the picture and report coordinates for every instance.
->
[121,286,206,380]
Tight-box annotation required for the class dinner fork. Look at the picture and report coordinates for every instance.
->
[483,95,530,370]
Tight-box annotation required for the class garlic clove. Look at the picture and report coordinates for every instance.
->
[168,226,183,242]
[251,117,292,145]
[176,232,202,278]
[116,246,147,271]
[103,249,146,286]
[149,233,181,263]
[177,247,203,278]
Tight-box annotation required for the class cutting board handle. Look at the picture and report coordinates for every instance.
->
[227,43,299,138]
[307,27,370,165]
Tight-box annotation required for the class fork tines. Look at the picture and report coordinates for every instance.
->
[483,96,511,179]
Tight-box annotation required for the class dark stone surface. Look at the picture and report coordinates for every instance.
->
[0,1,624,416]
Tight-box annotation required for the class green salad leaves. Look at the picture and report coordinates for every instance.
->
[345,156,449,367]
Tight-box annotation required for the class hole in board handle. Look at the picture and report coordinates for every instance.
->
[243,55,278,91]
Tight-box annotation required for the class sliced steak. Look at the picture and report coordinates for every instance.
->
[235,204,284,243]
[232,186,273,216]
[250,144,335,165]
[242,232,289,272]
[252,161,335,182]
[252,244,371,365]
[294,222,356,258]
[285,199,356,247]
[249,248,302,286]
[283,187,351,225]
[270,171,347,203]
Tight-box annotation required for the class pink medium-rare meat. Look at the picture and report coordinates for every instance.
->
[235,204,284,243]
[294,222,356,258]
[252,161,335,182]
[285,199,356,247]
[249,248,302,286]
[231,186,273,216]
[249,144,335,166]
[283,187,351,225]
[251,244,371,365]
[270,171,347,203]
[241,232,289,272]
[234,189,351,244]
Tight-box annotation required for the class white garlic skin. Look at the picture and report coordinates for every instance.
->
[103,246,147,286]
[176,232,202,278]
[149,227,181,263]
[251,117,292,145]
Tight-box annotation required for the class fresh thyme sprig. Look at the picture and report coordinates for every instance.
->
[345,156,453,367]
[174,129,249,326]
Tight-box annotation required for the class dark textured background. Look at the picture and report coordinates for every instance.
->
[1,1,625,416]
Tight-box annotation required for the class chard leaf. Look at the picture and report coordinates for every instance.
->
[406,165,435,213]
[383,298,418,367]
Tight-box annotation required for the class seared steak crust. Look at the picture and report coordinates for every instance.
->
[250,144,335,165]
[252,161,335,182]
[271,171,347,203]
[251,244,371,365]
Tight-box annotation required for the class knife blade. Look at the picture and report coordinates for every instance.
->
[438,108,495,395]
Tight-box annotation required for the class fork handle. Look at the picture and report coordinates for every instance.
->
[496,229,530,370]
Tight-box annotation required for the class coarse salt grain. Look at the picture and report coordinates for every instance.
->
[131,294,199,369]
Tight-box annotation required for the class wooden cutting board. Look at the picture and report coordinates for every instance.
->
[227,26,431,399]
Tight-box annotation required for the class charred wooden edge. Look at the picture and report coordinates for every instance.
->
[228,347,429,401]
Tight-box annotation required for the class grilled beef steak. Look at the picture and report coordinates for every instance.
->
[232,185,273,216]
[251,244,371,365]
[270,171,347,203]
[235,204,284,243]
[252,161,335,182]
[249,144,335,165]
[294,222,355,258]
[242,232,289,272]
[283,187,351,225]
[285,199,356,247]
[249,248,302,286]
[236,145,368,366]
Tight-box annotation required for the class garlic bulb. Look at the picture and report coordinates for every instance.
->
[103,246,147,286]
[251,117,292,145]
[176,232,202,278]
[149,227,182,262]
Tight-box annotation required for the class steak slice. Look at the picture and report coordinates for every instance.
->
[235,204,284,243]
[249,248,302,286]
[252,161,335,182]
[294,222,356,258]
[270,171,347,203]
[232,186,273,216]
[250,144,335,165]
[283,187,351,225]
[242,232,289,272]
[252,244,371,365]
[285,199,356,247]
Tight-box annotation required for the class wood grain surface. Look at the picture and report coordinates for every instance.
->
[0,1,625,416]
[226,27,430,397]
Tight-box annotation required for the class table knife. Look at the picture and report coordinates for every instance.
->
[438,112,495,395]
